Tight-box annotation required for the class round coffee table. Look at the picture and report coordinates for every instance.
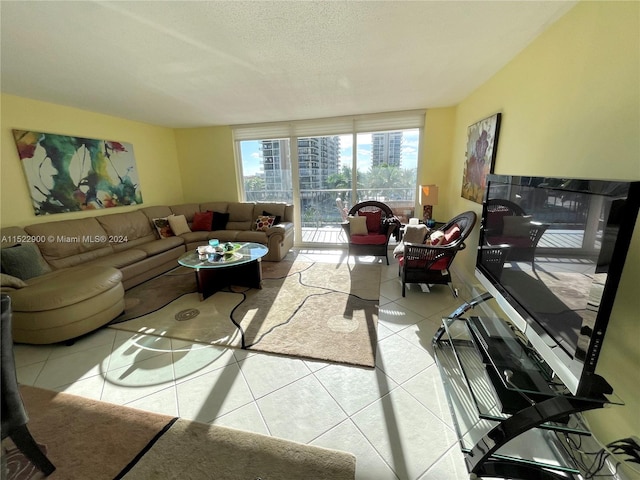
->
[178,242,269,300]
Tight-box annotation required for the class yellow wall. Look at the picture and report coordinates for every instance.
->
[174,126,238,203]
[446,1,640,442]
[0,94,183,226]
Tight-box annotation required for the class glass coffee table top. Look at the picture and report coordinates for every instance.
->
[178,242,268,269]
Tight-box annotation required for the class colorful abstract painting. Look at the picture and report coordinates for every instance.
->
[461,113,501,204]
[12,130,143,215]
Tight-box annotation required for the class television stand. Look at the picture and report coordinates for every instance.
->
[432,295,620,479]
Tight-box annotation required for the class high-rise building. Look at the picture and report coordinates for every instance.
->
[261,136,340,193]
[372,131,402,167]
[260,139,292,195]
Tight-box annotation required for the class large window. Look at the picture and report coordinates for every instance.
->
[234,111,424,245]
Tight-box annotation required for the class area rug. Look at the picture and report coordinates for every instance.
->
[109,258,381,367]
[4,385,356,480]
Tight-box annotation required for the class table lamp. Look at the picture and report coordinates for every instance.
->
[420,184,439,227]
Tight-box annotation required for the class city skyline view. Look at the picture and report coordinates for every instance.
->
[240,130,419,178]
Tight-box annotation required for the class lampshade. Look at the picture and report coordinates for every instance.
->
[420,185,439,206]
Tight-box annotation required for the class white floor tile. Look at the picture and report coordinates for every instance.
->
[401,364,455,428]
[33,343,113,389]
[312,419,400,480]
[13,344,53,367]
[238,353,312,399]
[257,374,347,444]
[351,388,457,480]
[101,352,176,404]
[315,364,398,416]
[126,385,180,417]
[212,402,271,436]
[170,340,236,383]
[16,362,45,386]
[107,331,173,371]
[378,301,425,333]
[417,444,468,480]
[376,334,434,385]
[175,362,254,423]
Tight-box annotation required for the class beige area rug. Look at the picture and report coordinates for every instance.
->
[4,385,356,480]
[109,258,381,367]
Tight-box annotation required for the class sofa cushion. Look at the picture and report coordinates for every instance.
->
[1,272,29,288]
[168,215,191,236]
[200,202,228,214]
[350,233,388,245]
[12,266,122,312]
[227,204,254,231]
[348,215,368,236]
[262,210,282,225]
[151,217,175,238]
[211,212,230,230]
[97,211,155,241]
[359,210,382,234]
[84,248,147,269]
[192,211,213,231]
[1,243,52,280]
[253,203,286,224]
[255,215,275,232]
[169,204,200,223]
[132,236,185,257]
[25,218,112,266]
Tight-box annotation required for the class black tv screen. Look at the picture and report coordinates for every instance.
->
[475,175,640,397]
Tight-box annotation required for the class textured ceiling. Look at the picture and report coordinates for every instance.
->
[0,1,576,128]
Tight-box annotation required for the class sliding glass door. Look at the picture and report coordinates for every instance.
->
[235,111,424,246]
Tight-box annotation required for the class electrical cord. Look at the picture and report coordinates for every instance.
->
[563,433,639,479]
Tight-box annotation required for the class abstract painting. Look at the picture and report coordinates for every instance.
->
[12,130,142,215]
[461,113,501,204]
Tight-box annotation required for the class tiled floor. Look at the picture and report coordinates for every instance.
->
[14,249,474,480]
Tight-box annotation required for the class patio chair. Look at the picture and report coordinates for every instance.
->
[397,211,477,297]
[341,201,400,265]
[484,198,548,271]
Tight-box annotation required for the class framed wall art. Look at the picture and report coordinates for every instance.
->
[12,130,143,215]
[461,113,501,204]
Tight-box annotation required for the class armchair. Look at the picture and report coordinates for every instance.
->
[341,201,400,265]
[484,199,548,271]
[397,211,477,297]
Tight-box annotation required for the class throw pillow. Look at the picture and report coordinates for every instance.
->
[0,273,28,289]
[442,224,462,245]
[255,215,276,232]
[502,215,532,237]
[211,211,230,231]
[359,210,382,234]
[262,210,282,225]
[348,215,368,236]
[427,230,445,246]
[167,214,191,236]
[152,217,175,238]
[192,211,213,232]
[0,243,52,280]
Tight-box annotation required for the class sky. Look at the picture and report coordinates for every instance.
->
[239,129,419,177]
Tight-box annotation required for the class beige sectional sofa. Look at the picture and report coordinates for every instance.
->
[0,201,294,344]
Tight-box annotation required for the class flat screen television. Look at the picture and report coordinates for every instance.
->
[475,175,640,397]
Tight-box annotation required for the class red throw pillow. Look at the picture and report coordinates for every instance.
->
[359,210,382,234]
[191,211,213,231]
[442,224,461,245]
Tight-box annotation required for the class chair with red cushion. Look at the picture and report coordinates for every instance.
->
[341,201,400,265]
[397,211,476,297]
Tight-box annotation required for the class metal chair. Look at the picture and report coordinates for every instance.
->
[341,201,400,265]
[398,211,477,296]
[1,294,55,477]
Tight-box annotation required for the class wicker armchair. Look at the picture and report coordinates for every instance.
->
[397,211,477,297]
[484,198,548,271]
[341,201,400,265]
